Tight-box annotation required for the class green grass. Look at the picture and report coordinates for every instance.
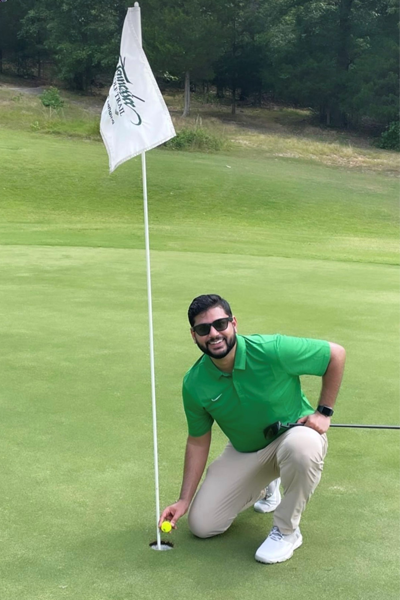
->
[1,129,398,264]
[1,81,399,173]
[0,125,399,600]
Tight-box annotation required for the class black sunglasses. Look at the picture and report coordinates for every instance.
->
[192,317,233,337]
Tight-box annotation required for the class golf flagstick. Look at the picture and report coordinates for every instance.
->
[100,4,176,550]
[143,151,164,551]
[131,3,162,551]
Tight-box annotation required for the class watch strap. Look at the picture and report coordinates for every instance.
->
[316,405,334,417]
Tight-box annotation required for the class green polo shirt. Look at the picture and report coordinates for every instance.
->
[182,334,331,452]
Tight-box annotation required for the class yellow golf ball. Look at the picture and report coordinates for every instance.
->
[161,521,172,533]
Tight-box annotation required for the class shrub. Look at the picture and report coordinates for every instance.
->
[40,87,64,110]
[376,121,399,151]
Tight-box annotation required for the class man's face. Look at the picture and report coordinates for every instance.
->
[191,306,237,359]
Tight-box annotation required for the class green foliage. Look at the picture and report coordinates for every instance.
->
[0,0,39,76]
[40,86,64,109]
[143,0,220,80]
[164,126,225,151]
[19,0,126,90]
[376,121,400,151]
[259,0,399,129]
[3,0,399,132]
[343,8,399,127]
[212,0,268,108]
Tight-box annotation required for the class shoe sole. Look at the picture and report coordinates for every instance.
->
[254,535,303,564]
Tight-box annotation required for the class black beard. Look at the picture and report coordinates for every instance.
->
[196,332,237,360]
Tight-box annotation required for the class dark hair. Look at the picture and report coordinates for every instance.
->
[188,294,232,326]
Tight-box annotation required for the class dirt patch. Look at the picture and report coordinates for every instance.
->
[0,83,104,113]
[3,85,46,96]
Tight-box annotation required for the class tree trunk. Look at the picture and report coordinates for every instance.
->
[338,0,354,72]
[334,0,354,127]
[85,65,92,92]
[202,81,209,101]
[231,86,236,115]
[182,71,190,117]
[73,72,84,91]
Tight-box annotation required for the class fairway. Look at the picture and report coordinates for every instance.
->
[0,129,399,600]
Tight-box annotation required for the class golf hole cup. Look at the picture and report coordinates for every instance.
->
[149,520,174,551]
[149,540,174,551]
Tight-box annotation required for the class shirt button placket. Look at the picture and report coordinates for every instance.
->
[232,372,245,405]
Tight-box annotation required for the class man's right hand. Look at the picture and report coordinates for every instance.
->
[159,432,211,531]
[159,499,189,530]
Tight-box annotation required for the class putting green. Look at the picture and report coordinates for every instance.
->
[0,244,398,600]
[0,129,399,599]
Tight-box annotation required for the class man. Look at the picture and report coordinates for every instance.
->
[159,294,346,564]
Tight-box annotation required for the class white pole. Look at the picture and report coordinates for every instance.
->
[132,2,162,550]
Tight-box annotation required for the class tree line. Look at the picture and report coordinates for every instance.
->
[0,0,398,132]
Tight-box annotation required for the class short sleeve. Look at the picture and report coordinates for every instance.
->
[182,382,214,437]
[276,335,331,377]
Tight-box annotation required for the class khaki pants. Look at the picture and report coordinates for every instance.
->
[188,426,328,537]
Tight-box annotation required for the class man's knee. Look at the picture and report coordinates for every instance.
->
[188,513,214,539]
[188,502,230,539]
[278,429,327,473]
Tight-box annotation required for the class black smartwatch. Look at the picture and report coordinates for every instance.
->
[316,405,334,417]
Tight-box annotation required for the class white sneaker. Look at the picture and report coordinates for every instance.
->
[255,526,303,564]
[254,478,281,513]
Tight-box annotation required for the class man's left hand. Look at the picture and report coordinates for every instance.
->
[297,412,331,434]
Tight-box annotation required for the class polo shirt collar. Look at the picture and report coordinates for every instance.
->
[203,334,247,378]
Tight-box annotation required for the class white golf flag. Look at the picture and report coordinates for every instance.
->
[100,8,176,173]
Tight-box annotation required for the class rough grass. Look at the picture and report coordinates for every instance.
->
[0,80,399,174]
[0,86,102,140]
[166,91,400,174]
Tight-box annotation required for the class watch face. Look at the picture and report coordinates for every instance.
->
[317,405,334,417]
